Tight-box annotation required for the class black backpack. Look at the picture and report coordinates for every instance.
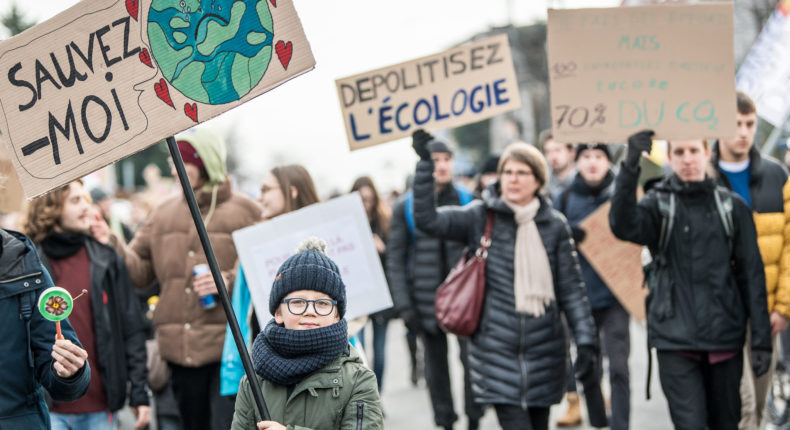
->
[643,187,734,399]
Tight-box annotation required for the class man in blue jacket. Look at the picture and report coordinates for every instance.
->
[0,227,90,428]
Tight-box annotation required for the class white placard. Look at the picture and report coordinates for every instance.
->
[232,193,392,327]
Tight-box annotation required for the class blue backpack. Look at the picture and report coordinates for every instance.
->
[404,185,474,243]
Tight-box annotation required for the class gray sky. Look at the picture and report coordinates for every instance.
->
[10,0,619,197]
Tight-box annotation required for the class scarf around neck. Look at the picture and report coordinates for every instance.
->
[252,318,348,386]
[41,232,87,259]
[503,197,555,317]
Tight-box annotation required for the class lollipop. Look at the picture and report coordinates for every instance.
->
[38,287,87,340]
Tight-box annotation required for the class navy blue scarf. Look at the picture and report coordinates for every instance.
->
[252,319,348,386]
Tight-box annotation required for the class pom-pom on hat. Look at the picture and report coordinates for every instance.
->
[269,237,347,318]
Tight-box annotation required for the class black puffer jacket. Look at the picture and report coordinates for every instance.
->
[412,160,598,408]
[609,164,771,352]
[387,185,470,335]
[38,237,149,411]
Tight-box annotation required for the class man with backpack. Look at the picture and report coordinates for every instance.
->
[610,131,772,429]
[711,92,790,430]
[387,131,481,430]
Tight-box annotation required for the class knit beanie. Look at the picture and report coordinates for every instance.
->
[176,140,205,172]
[428,140,453,155]
[269,237,347,318]
[174,128,227,187]
[575,143,611,161]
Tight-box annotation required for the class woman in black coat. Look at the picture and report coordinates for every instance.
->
[411,131,599,430]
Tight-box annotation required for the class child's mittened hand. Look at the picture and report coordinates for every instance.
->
[257,421,286,430]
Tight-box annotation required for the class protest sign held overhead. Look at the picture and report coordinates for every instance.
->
[736,0,790,127]
[336,33,521,151]
[547,3,736,143]
[0,0,315,198]
[233,193,393,328]
[0,154,24,213]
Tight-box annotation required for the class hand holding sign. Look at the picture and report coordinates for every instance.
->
[412,129,433,161]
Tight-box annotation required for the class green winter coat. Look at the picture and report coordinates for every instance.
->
[230,346,383,430]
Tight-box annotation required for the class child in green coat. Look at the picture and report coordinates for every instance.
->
[231,238,383,430]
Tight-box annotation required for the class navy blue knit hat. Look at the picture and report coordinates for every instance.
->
[269,237,347,318]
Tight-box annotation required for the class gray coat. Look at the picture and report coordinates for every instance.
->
[413,160,598,408]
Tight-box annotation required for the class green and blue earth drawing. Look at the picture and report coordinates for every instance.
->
[147,0,274,105]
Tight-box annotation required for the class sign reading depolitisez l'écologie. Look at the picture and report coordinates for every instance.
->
[336,33,521,151]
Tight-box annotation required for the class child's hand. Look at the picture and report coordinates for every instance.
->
[257,421,286,430]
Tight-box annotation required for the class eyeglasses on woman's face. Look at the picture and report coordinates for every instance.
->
[281,298,337,316]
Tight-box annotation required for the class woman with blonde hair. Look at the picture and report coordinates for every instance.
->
[410,130,598,430]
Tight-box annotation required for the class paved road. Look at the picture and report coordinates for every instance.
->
[377,319,672,430]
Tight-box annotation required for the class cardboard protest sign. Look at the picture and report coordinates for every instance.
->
[232,193,392,327]
[547,3,736,143]
[0,154,24,213]
[577,201,646,322]
[336,33,521,151]
[0,0,314,198]
[737,1,790,127]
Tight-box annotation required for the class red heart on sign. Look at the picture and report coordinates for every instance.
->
[275,40,292,70]
[270,0,277,6]
[154,79,173,108]
[139,48,153,68]
[185,103,198,123]
[126,0,138,20]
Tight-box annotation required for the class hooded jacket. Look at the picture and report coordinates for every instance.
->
[37,237,148,412]
[112,179,261,366]
[0,229,90,428]
[412,159,598,408]
[610,163,772,352]
[230,346,383,430]
[711,143,790,317]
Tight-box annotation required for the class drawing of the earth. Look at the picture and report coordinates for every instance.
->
[147,0,273,105]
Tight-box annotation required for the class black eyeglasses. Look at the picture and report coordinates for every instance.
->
[281,298,337,316]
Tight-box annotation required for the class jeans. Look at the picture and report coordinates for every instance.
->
[170,362,236,430]
[592,303,631,430]
[51,411,116,430]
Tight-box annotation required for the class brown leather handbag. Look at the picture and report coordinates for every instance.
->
[434,211,494,337]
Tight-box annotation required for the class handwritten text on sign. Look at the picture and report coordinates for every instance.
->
[0,0,315,198]
[547,3,736,143]
[335,33,521,151]
[232,193,392,327]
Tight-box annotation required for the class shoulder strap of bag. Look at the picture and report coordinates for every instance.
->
[656,191,675,255]
[713,187,734,243]
[477,211,494,257]
[19,289,36,368]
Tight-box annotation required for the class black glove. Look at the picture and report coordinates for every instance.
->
[625,130,655,168]
[400,308,422,334]
[752,349,772,377]
[412,129,433,161]
[571,226,586,244]
[575,345,598,382]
